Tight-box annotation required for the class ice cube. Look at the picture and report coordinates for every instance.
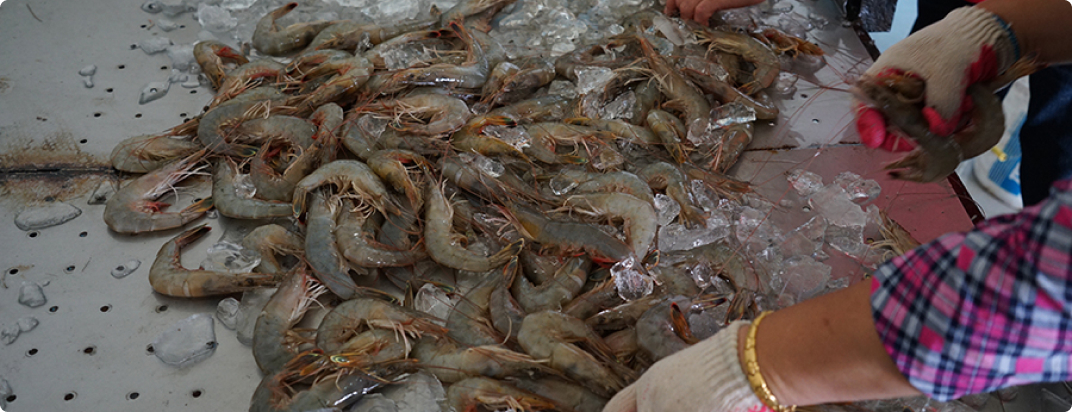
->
[777,14,810,38]
[88,180,116,205]
[575,66,614,95]
[197,4,237,32]
[612,257,653,301]
[786,169,823,197]
[236,287,276,345]
[769,72,798,97]
[0,378,10,407]
[156,17,181,31]
[713,102,756,128]
[139,36,174,54]
[380,370,446,411]
[17,317,38,333]
[357,114,389,139]
[18,282,46,308]
[808,12,829,30]
[78,65,97,76]
[233,173,256,198]
[166,44,196,71]
[834,172,881,204]
[600,90,636,120]
[168,69,188,84]
[658,213,732,252]
[216,297,241,330]
[1,325,18,345]
[546,80,579,99]
[484,125,531,151]
[111,259,141,278]
[688,309,723,340]
[689,264,715,290]
[549,173,579,196]
[780,215,827,257]
[654,193,681,226]
[809,184,868,228]
[351,394,398,412]
[200,241,261,274]
[139,81,171,105]
[153,313,218,368]
[142,0,163,13]
[466,153,504,178]
[826,223,868,257]
[414,283,454,325]
[14,202,82,231]
[771,256,830,300]
[608,24,625,35]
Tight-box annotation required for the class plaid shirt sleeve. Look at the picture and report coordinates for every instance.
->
[870,178,1072,401]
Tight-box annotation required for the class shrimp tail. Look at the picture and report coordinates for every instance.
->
[669,302,699,344]
[175,224,212,247]
[491,239,525,262]
[182,197,215,215]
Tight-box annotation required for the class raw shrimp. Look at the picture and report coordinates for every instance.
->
[250,140,320,202]
[439,0,517,26]
[603,327,640,363]
[242,224,304,275]
[572,170,655,207]
[389,22,489,90]
[103,153,213,234]
[635,32,710,129]
[367,149,431,208]
[412,336,554,383]
[635,296,693,361]
[518,311,634,398]
[638,162,707,228]
[504,205,632,263]
[315,298,447,354]
[568,117,660,146]
[564,279,625,324]
[149,225,277,297]
[481,58,556,107]
[110,133,201,173]
[253,269,326,375]
[564,192,657,257]
[304,191,361,299]
[198,98,275,156]
[336,204,427,268]
[211,59,288,108]
[450,116,531,162]
[212,160,293,219]
[249,364,403,412]
[760,28,824,57]
[445,377,559,412]
[511,256,590,313]
[706,122,754,173]
[305,18,439,52]
[446,261,516,347]
[252,3,334,56]
[645,109,690,165]
[585,295,660,333]
[286,49,351,78]
[194,40,249,90]
[694,27,781,95]
[289,55,373,115]
[488,95,576,124]
[424,183,523,272]
[509,377,609,412]
[489,278,526,341]
[364,29,452,69]
[373,94,472,136]
[326,329,412,367]
[682,68,779,120]
[293,160,400,218]
[236,115,317,149]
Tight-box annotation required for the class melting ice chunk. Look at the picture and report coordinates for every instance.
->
[201,241,261,274]
[833,172,881,204]
[380,371,446,411]
[654,193,681,226]
[139,81,171,104]
[111,259,141,279]
[809,184,868,228]
[18,282,46,308]
[772,256,831,301]
[139,37,174,54]
[78,65,97,76]
[233,173,256,199]
[17,317,38,333]
[613,256,653,301]
[575,66,614,96]
[658,212,731,252]
[1,325,18,345]
[786,169,823,197]
[15,202,82,231]
[197,4,238,32]
[153,313,218,368]
[88,180,116,205]
[769,72,798,97]
[156,18,181,31]
[236,287,276,345]
[546,80,579,99]
[414,283,454,325]
[216,297,241,330]
[166,44,196,71]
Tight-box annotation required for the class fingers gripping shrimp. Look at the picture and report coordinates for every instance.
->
[518,311,634,398]
[194,40,249,90]
[304,191,361,299]
[446,377,559,412]
[425,183,523,272]
[412,336,554,384]
[149,225,277,297]
[252,3,334,57]
[253,269,327,375]
[213,160,293,219]
[242,224,304,275]
[110,133,202,173]
[315,298,447,354]
[103,153,213,234]
[293,160,400,218]
[511,256,590,313]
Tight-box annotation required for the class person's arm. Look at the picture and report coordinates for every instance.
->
[979,0,1072,63]
[743,280,921,406]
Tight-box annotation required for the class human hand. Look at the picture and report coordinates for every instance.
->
[602,321,767,412]
[854,6,1019,151]
[665,0,766,26]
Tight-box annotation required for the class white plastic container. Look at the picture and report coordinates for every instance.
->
[971,77,1029,210]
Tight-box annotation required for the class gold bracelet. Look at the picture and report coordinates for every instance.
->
[743,311,796,412]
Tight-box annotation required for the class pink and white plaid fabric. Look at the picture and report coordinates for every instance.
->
[871,178,1072,400]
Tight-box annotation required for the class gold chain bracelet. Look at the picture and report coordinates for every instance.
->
[743,311,797,412]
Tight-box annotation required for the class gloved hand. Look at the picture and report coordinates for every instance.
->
[603,321,768,412]
[854,6,1019,151]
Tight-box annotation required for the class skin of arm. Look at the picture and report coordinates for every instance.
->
[978,0,1072,64]
[736,280,923,405]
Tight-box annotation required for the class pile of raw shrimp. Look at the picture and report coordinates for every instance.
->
[104,1,851,410]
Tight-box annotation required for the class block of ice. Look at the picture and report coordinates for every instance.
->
[153,313,218,368]
[809,184,867,228]
[414,283,454,325]
[17,317,38,333]
[14,202,82,231]
[216,297,241,330]
[786,169,823,197]
[139,81,170,104]
[78,65,97,76]
[1,325,18,345]
[236,287,277,345]
[613,257,653,301]
[156,18,181,31]
[201,241,261,274]
[167,44,196,71]
[658,213,732,252]
[654,194,680,227]
[350,394,398,412]
[780,215,827,258]
[600,90,636,120]
[18,282,46,308]
[769,72,798,96]
[380,370,446,411]
[197,4,238,32]
[834,172,882,205]
[140,37,174,54]
[575,66,614,95]
[546,80,579,99]
[771,256,831,301]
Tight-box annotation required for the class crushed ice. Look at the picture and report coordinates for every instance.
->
[111,259,141,278]
[152,313,218,368]
[15,202,82,231]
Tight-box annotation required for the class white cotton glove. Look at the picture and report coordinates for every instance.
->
[603,321,767,412]
[854,6,1019,151]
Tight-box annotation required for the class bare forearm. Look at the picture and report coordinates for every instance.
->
[737,280,921,406]
[979,0,1072,64]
